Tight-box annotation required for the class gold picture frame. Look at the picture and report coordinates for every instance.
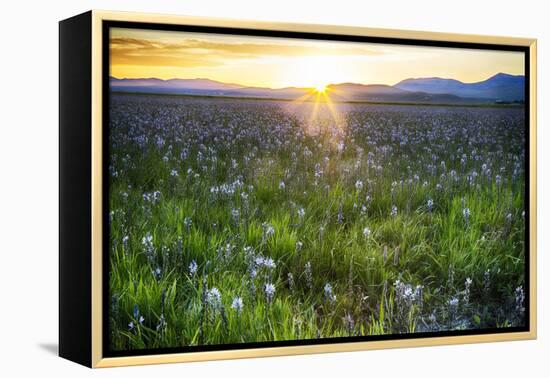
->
[59,9,537,368]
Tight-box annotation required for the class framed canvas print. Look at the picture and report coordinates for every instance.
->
[59,10,537,368]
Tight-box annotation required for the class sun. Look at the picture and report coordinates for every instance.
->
[314,83,328,93]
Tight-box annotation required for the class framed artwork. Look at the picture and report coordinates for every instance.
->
[59,10,537,368]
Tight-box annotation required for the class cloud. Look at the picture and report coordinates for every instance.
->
[110,36,383,68]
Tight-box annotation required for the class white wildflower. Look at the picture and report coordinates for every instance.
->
[231,296,244,314]
[363,227,371,238]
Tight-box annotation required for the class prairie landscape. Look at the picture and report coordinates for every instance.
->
[107,93,526,351]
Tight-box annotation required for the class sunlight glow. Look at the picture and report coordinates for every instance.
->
[315,84,328,93]
[111,28,525,88]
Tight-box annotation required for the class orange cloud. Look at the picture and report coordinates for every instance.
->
[110,36,383,68]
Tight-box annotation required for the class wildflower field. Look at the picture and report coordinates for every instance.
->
[108,93,526,351]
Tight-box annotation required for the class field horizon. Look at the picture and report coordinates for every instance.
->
[110,89,525,109]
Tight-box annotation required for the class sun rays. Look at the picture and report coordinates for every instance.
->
[284,85,346,147]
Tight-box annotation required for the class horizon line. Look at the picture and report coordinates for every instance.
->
[109,71,524,91]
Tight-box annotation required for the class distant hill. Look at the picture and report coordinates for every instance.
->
[326,83,470,103]
[110,78,244,95]
[110,73,525,104]
[394,73,525,101]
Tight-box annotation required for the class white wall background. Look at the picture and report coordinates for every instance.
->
[0,0,547,376]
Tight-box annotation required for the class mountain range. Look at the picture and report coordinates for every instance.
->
[110,73,525,105]
[394,73,524,101]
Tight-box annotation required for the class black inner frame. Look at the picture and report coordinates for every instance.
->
[102,20,531,358]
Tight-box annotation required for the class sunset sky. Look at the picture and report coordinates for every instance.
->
[110,27,525,89]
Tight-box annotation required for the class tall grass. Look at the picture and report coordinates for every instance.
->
[108,94,526,351]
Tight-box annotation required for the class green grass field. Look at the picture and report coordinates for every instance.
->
[108,93,526,351]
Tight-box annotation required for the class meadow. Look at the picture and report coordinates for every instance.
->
[108,93,526,351]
